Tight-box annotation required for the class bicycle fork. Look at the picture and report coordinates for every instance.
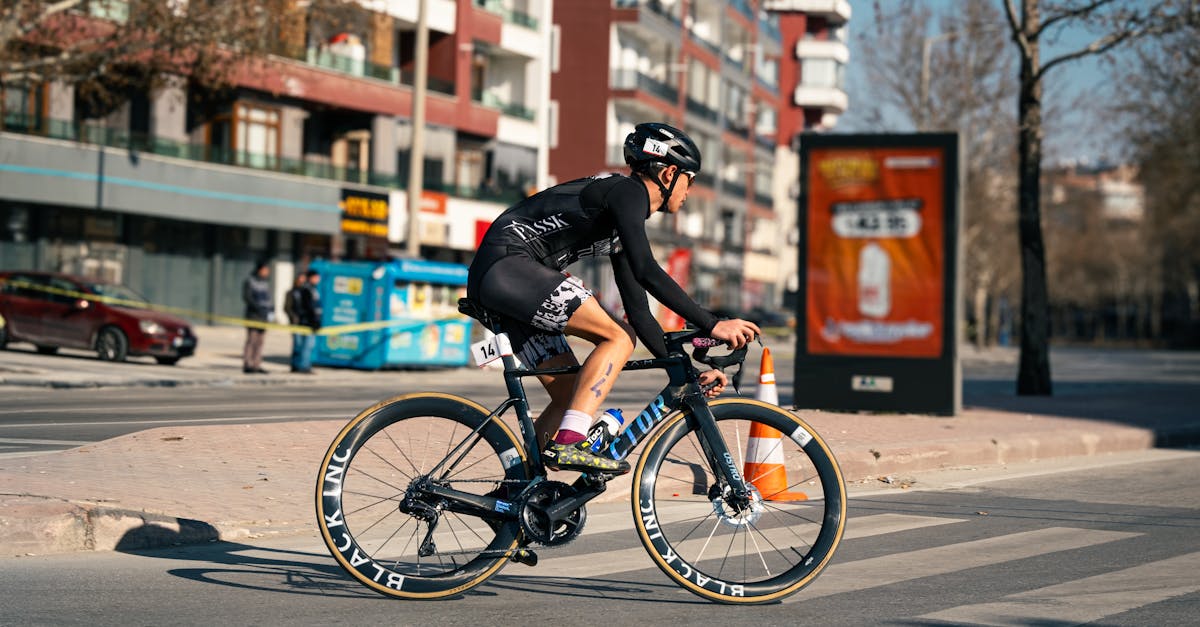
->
[680,395,757,510]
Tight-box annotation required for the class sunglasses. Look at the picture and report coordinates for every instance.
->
[681,170,697,188]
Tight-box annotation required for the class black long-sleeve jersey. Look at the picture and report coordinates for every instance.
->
[470,174,718,357]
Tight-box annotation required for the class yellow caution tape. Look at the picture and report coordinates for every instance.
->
[0,278,466,336]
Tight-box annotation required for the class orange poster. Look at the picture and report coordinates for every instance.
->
[806,148,945,357]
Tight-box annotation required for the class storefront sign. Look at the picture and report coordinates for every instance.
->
[340,189,389,239]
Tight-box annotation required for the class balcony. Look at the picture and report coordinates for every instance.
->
[762,0,852,24]
[0,123,342,233]
[306,47,396,83]
[614,0,683,28]
[0,113,405,189]
[796,38,850,63]
[689,32,722,58]
[474,0,539,30]
[480,92,536,121]
[610,68,679,105]
[793,85,848,113]
[685,96,720,125]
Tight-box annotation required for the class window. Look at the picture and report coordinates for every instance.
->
[204,101,282,168]
[801,59,844,89]
[2,83,45,131]
[236,103,281,169]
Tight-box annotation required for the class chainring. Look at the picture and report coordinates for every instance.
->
[519,480,587,546]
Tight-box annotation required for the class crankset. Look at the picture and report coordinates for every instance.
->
[519,480,587,546]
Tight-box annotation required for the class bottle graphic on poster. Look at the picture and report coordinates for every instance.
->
[858,242,891,318]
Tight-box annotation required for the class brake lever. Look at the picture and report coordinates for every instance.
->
[690,337,749,395]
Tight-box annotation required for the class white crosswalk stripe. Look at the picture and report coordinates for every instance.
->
[919,551,1200,626]
[527,513,966,580]
[788,527,1140,602]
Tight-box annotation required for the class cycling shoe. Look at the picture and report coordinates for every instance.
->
[541,441,631,475]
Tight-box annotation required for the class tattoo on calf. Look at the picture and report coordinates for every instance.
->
[589,363,614,398]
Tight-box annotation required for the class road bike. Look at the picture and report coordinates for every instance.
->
[315,299,846,604]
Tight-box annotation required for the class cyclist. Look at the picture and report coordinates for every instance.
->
[467,122,761,475]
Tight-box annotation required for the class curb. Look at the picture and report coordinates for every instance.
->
[0,496,239,556]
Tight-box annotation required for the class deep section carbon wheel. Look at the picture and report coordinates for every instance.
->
[631,399,846,604]
[316,393,529,599]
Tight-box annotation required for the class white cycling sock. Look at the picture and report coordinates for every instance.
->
[554,409,592,445]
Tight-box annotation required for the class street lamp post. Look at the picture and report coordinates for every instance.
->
[405,0,429,258]
[919,31,959,131]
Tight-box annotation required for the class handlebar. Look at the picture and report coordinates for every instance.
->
[663,328,755,393]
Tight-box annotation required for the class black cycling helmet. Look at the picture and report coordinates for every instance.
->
[623,122,701,212]
[623,122,702,175]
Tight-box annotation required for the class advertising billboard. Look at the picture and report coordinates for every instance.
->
[796,134,960,414]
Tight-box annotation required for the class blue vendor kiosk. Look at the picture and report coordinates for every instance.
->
[311,258,473,369]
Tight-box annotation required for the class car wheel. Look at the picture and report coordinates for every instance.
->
[155,356,180,366]
[36,345,58,355]
[96,326,128,362]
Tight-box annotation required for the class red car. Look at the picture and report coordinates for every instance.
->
[0,271,197,365]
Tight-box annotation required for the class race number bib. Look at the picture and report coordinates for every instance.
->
[471,333,514,367]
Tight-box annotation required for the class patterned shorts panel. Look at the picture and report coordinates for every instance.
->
[472,256,593,367]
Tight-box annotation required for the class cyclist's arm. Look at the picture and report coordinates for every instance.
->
[606,181,719,335]
[612,251,669,358]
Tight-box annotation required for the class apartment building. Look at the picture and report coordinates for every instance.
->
[766,0,850,310]
[0,0,553,318]
[550,0,784,315]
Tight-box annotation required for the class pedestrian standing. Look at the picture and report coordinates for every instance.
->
[242,260,274,374]
[285,274,308,372]
[291,269,322,374]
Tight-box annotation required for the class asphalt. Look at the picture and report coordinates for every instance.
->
[1,325,1197,557]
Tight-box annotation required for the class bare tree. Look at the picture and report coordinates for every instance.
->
[858,0,1020,350]
[1116,17,1200,346]
[1001,0,1193,394]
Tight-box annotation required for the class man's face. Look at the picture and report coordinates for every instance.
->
[310,275,321,285]
[663,166,693,214]
[257,266,270,278]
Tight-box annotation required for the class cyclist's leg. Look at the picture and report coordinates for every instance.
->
[560,297,635,419]
[532,351,578,448]
[528,301,635,446]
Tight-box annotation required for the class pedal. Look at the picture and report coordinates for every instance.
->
[574,472,617,490]
[511,549,538,567]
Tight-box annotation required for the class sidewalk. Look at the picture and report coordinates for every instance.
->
[1,327,1198,556]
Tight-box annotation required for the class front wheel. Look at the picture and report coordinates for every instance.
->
[631,399,846,604]
[316,393,530,599]
[96,327,128,362]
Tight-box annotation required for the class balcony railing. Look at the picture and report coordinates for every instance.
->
[610,69,678,104]
[474,0,539,29]
[614,0,681,26]
[1,112,407,188]
[689,32,722,58]
[434,182,527,206]
[480,92,536,120]
[685,96,720,125]
[306,47,395,83]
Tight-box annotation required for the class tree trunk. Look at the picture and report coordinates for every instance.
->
[1015,13,1053,395]
[973,285,989,350]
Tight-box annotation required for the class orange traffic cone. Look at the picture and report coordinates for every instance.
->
[743,347,807,501]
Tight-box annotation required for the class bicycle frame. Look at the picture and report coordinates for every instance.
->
[421,337,756,524]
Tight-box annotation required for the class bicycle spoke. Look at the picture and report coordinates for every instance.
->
[381,428,423,479]
[360,439,417,482]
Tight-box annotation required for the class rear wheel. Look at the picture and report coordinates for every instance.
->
[631,399,846,604]
[96,327,128,362]
[316,393,530,599]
